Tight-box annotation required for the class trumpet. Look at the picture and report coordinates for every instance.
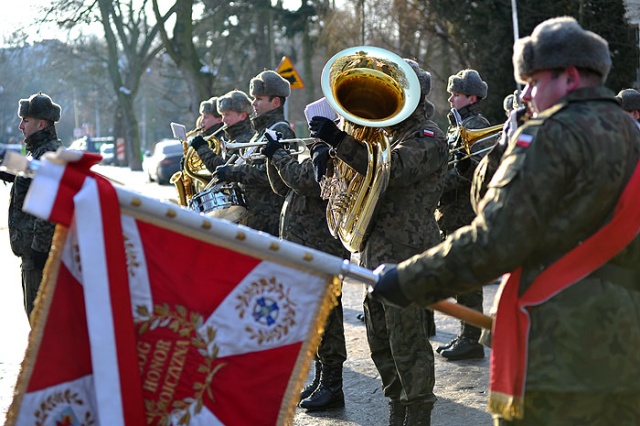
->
[222,137,317,160]
[448,108,502,165]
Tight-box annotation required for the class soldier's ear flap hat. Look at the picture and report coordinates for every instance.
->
[250,70,291,98]
[199,97,222,117]
[18,92,61,122]
[513,16,612,84]
[404,59,432,101]
[616,89,640,112]
[217,90,254,115]
[447,69,488,99]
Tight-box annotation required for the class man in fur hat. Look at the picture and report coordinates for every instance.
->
[0,92,63,323]
[435,69,493,361]
[309,58,448,425]
[616,88,640,125]
[188,91,255,175]
[185,96,226,173]
[369,16,640,425]
[211,70,294,236]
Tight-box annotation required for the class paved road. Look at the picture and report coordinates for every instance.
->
[0,166,496,425]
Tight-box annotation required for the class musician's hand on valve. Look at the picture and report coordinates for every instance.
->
[189,135,207,151]
[310,142,330,184]
[260,131,283,159]
[367,263,411,309]
[309,116,346,148]
[179,155,185,171]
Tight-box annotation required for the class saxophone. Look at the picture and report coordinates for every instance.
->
[319,46,420,253]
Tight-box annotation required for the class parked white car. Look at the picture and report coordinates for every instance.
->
[143,139,183,185]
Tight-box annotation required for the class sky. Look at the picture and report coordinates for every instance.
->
[0,0,304,45]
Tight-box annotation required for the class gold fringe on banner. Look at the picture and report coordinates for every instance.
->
[278,275,342,426]
[488,390,525,421]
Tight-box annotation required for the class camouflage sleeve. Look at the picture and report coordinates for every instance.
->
[195,145,224,173]
[471,136,508,213]
[270,149,320,197]
[334,134,369,175]
[388,127,447,188]
[265,155,289,197]
[396,121,574,306]
[31,217,56,253]
[227,162,272,188]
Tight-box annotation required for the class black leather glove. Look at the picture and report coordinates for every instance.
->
[367,263,411,309]
[179,155,185,171]
[309,116,346,148]
[310,143,330,184]
[189,135,208,151]
[213,165,232,183]
[260,132,284,159]
[32,250,49,270]
[455,151,471,174]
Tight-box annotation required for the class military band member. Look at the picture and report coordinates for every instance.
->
[436,69,492,361]
[187,96,226,172]
[212,71,294,236]
[371,17,640,425]
[0,93,63,322]
[261,136,349,411]
[310,59,448,426]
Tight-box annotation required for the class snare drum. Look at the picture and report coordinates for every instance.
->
[189,183,248,223]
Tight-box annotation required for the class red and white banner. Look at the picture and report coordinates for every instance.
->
[6,151,348,425]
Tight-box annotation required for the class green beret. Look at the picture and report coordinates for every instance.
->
[18,92,61,122]
[513,16,611,83]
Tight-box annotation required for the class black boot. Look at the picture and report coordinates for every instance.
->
[435,336,459,354]
[300,360,322,400]
[440,336,485,360]
[388,401,405,426]
[403,402,432,426]
[298,364,345,411]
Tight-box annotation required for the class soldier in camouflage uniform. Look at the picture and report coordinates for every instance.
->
[261,135,349,411]
[212,71,293,236]
[436,69,492,360]
[0,93,63,321]
[371,17,640,425]
[189,90,254,173]
[186,96,226,172]
[310,59,448,426]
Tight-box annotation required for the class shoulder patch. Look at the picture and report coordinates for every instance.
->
[516,133,534,148]
[422,129,435,137]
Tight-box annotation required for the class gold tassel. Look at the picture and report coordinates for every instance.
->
[488,390,525,421]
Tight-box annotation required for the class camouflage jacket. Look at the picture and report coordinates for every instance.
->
[221,108,293,235]
[6,126,63,257]
[334,107,448,266]
[398,86,640,393]
[437,103,492,233]
[266,149,349,258]
[194,122,229,173]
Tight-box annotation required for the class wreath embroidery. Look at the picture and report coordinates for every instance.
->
[235,276,297,344]
[136,304,225,425]
[33,389,94,426]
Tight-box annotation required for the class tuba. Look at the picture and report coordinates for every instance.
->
[319,46,420,253]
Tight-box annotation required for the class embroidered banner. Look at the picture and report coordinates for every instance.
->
[6,152,345,426]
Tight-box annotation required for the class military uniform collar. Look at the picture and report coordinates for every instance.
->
[251,107,286,133]
[25,126,57,152]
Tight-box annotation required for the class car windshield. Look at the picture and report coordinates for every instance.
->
[161,143,183,155]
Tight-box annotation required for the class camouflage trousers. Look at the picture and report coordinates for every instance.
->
[21,257,43,320]
[456,288,483,340]
[363,292,436,406]
[316,293,347,366]
[493,391,640,426]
